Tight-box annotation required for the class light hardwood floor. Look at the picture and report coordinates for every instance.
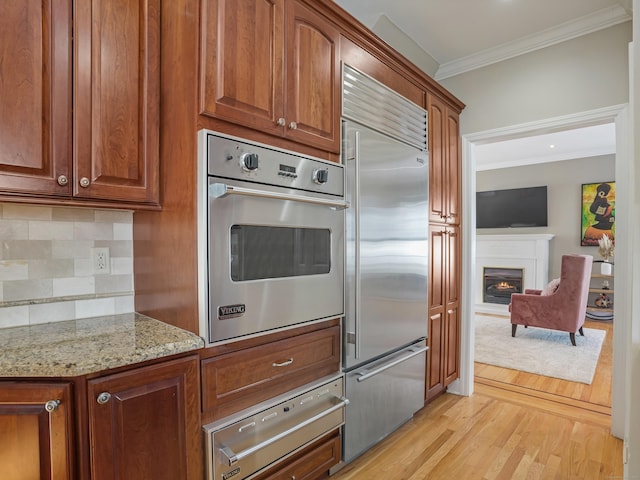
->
[331,319,623,479]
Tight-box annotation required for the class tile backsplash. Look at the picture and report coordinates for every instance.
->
[0,203,134,328]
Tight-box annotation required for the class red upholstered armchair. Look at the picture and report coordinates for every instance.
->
[509,254,593,346]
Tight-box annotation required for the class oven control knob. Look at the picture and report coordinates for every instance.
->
[240,153,259,171]
[312,168,329,184]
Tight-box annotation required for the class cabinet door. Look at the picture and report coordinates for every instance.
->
[426,225,446,400]
[88,355,202,480]
[0,0,72,196]
[284,1,340,152]
[427,95,447,224]
[74,0,160,204]
[444,225,461,385]
[426,224,461,399]
[445,109,461,224]
[426,310,445,400]
[252,431,341,480]
[0,382,73,480]
[427,94,461,224]
[200,0,285,135]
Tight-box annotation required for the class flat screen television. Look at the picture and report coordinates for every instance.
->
[476,186,548,228]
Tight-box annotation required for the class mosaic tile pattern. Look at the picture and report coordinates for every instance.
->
[0,203,135,328]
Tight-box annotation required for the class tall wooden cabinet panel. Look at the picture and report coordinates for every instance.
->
[427,94,461,225]
[0,0,159,206]
[426,224,461,401]
[200,0,340,152]
[87,355,201,480]
[0,0,72,197]
[0,382,73,479]
[426,89,462,402]
[444,226,461,385]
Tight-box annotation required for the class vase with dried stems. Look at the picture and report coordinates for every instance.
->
[598,234,614,275]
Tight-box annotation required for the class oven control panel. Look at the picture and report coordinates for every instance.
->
[205,130,344,197]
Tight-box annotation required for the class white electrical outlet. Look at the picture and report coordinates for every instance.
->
[92,247,110,274]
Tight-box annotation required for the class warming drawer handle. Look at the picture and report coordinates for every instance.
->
[218,396,350,467]
[209,183,349,210]
[356,345,429,382]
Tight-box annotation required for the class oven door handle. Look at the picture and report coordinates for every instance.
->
[210,183,349,209]
[218,396,349,467]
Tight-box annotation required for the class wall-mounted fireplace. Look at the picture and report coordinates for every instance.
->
[483,267,523,305]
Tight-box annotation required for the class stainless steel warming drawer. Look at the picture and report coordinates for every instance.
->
[204,376,347,480]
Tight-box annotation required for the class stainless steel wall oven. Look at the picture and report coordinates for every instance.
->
[198,130,346,345]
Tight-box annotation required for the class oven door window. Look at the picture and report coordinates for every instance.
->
[230,225,331,281]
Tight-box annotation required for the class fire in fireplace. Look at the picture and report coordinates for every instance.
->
[483,267,523,305]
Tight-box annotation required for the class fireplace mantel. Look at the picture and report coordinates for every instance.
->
[476,234,554,314]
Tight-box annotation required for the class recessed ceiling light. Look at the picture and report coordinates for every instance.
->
[549,144,555,149]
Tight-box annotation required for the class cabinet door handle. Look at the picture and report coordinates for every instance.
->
[288,121,297,130]
[44,399,61,412]
[276,117,286,127]
[272,358,294,367]
[96,392,111,404]
[57,175,68,186]
[79,177,90,188]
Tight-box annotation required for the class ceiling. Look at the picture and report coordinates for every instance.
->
[334,0,628,169]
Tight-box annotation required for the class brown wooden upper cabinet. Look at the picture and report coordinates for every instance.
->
[200,0,341,153]
[428,94,461,225]
[0,0,159,207]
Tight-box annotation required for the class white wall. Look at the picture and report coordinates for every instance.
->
[370,15,440,78]
[626,0,640,473]
[476,155,615,279]
[440,23,631,134]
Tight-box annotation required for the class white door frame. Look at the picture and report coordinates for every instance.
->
[446,103,629,439]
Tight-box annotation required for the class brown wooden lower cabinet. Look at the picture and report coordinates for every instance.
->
[252,430,341,480]
[0,382,74,480]
[87,355,202,480]
[0,354,202,480]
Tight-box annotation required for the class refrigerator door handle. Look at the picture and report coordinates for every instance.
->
[354,130,362,360]
[356,345,429,382]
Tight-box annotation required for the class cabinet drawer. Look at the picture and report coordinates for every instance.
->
[201,325,340,421]
[253,430,341,480]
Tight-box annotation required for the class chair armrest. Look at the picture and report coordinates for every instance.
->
[523,289,542,295]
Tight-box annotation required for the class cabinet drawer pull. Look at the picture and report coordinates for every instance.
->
[57,175,68,186]
[96,392,111,404]
[272,358,294,367]
[44,399,61,412]
[80,177,90,188]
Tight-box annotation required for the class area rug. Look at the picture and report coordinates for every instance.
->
[474,315,606,384]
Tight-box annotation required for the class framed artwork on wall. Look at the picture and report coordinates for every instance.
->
[581,181,615,246]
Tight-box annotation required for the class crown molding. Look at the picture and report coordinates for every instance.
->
[469,104,626,171]
[435,5,631,81]
[475,145,616,171]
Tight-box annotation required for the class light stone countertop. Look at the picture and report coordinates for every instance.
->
[0,313,204,377]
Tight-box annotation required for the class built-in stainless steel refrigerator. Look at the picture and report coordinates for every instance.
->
[340,65,430,465]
